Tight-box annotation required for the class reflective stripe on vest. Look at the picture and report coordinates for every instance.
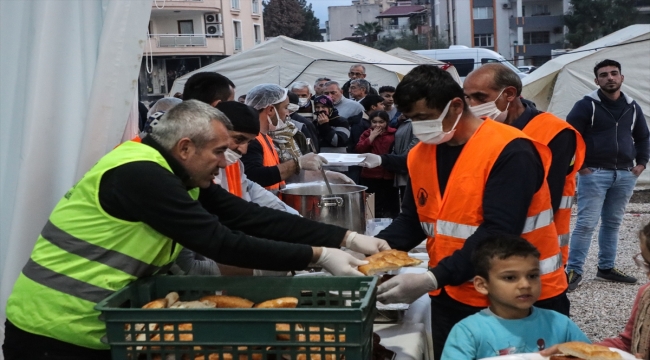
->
[522,209,553,234]
[559,195,573,209]
[41,220,163,278]
[22,259,114,304]
[559,233,570,247]
[429,209,553,240]
[540,253,563,275]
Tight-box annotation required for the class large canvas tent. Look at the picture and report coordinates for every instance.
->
[522,25,650,119]
[170,36,460,97]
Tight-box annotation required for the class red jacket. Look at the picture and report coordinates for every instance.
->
[355,126,396,180]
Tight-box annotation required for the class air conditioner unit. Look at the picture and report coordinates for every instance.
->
[205,13,220,24]
[206,24,223,37]
[502,3,512,9]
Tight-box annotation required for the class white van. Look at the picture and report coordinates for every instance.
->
[413,45,525,81]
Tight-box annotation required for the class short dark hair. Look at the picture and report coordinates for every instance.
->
[183,72,235,104]
[481,63,523,96]
[472,234,540,279]
[394,65,467,114]
[368,110,390,123]
[594,59,622,77]
[378,86,395,94]
[360,94,385,112]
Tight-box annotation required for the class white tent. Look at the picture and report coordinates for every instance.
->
[169,36,461,97]
[387,47,449,66]
[522,24,650,118]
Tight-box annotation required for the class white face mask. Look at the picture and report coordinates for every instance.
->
[287,103,300,114]
[298,98,310,107]
[468,88,510,122]
[411,101,462,145]
[268,108,286,132]
[224,148,242,165]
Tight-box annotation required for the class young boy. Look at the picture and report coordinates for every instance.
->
[441,235,590,359]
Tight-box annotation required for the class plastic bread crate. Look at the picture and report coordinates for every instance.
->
[95,275,378,360]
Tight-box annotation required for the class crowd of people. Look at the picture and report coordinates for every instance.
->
[3,58,649,360]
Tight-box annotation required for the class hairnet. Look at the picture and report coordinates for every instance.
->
[147,97,182,118]
[245,84,288,110]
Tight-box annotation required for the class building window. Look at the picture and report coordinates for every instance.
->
[252,0,260,14]
[231,0,240,10]
[233,21,242,51]
[254,24,261,44]
[474,33,494,47]
[530,4,549,16]
[177,20,194,34]
[524,31,550,44]
[472,7,493,20]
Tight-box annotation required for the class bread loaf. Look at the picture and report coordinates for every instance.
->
[554,342,623,360]
[199,295,254,308]
[254,297,299,309]
[358,249,423,275]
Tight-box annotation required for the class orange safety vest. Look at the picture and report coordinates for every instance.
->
[408,119,567,307]
[256,133,285,193]
[224,162,244,198]
[522,113,586,265]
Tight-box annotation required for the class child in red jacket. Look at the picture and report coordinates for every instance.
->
[355,111,399,218]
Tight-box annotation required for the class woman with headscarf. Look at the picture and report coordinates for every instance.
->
[313,95,351,153]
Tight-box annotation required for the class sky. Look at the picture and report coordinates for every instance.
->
[308,0,352,27]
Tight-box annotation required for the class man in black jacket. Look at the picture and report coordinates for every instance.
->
[565,59,649,290]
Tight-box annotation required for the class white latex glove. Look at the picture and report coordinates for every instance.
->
[359,153,382,168]
[325,170,355,185]
[377,272,438,304]
[345,232,391,255]
[314,247,368,276]
[299,153,328,171]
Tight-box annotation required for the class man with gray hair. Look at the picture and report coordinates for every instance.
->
[314,77,331,96]
[3,99,391,360]
[324,80,364,119]
[349,79,371,102]
[289,80,315,120]
[342,63,378,98]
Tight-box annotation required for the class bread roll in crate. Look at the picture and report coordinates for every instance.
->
[95,275,378,360]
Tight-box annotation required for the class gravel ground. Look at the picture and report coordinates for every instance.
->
[567,188,650,342]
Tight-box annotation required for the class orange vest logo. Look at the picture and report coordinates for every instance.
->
[417,188,428,207]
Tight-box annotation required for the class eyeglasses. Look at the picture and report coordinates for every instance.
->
[348,72,365,77]
[323,91,337,95]
[633,253,650,273]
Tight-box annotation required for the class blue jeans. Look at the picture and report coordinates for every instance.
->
[567,168,637,274]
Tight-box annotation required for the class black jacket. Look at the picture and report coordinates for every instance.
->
[347,112,370,153]
[567,89,649,169]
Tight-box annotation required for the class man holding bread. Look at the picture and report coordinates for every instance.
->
[2,100,389,360]
[371,65,568,360]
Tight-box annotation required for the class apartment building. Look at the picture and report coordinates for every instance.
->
[328,0,404,42]
[376,1,428,39]
[139,0,263,101]
[433,0,649,67]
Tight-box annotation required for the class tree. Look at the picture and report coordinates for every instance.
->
[263,0,305,38]
[564,0,639,48]
[294,0,322,41]
[353,21,383,44]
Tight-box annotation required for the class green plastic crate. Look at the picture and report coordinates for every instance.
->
[95,275,377,360]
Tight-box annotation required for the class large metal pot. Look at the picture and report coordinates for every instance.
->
[280,184,367,233]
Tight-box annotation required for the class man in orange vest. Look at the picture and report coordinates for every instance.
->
[242,84,328,193]
[463,64,586,267]
[373,65,568,360]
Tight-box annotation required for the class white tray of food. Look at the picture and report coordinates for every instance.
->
[319,153,367,166]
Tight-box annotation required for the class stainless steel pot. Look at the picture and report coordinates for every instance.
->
[280,184,367,233]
